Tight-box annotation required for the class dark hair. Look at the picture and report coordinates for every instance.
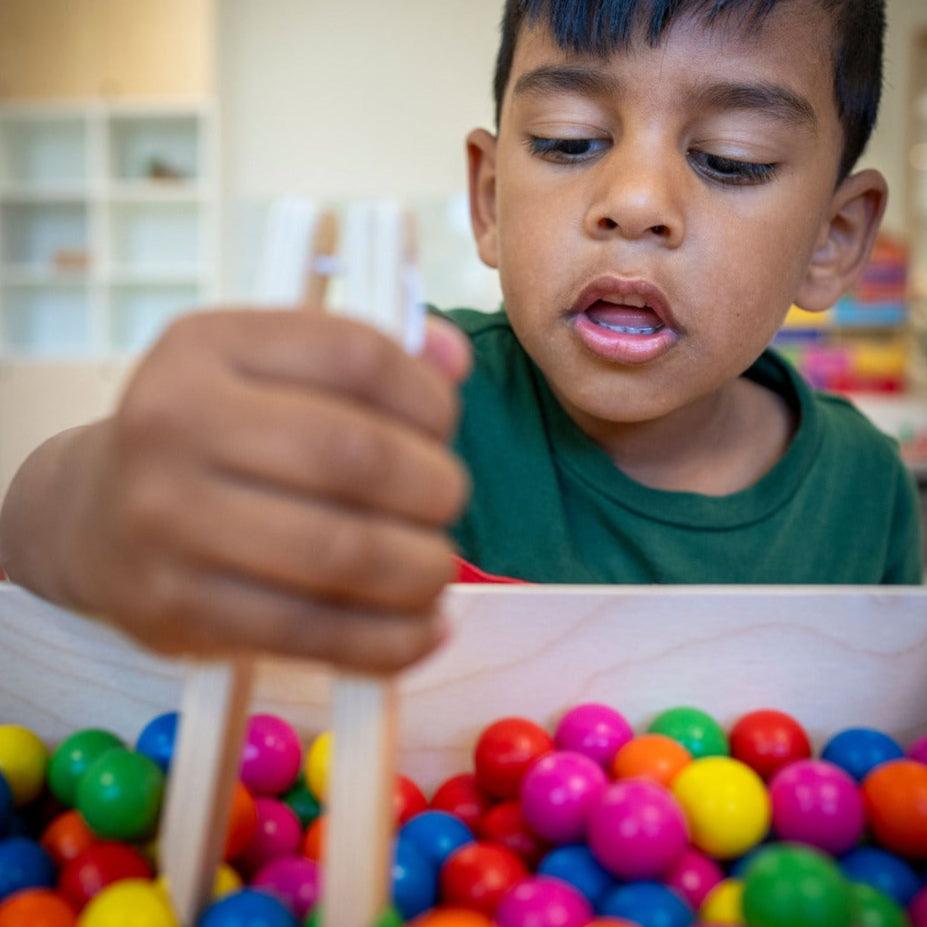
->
[493,0,885,180]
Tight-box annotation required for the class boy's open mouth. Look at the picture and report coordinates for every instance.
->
[569,276,679,365]
[586,299,665,336]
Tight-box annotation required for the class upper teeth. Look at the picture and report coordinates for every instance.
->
[602,294,648,309]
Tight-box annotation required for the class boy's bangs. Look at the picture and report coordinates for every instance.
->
[518,0,783,57]
[495,0,883,180]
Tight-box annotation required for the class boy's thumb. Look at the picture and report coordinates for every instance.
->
[422,316,472,384]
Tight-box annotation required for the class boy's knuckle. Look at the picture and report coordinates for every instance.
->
[315,518,371,588]
[155,312,201,355]
[388,537,454,612]
[150,313,227,379]
[118,377,185,449]
[342,329,398,390]
[120,486,157,539]
[423,537,458,594]
[114,388,152,446]
[163,308,219,342]
[368,620,435,671]
[429,382,461,440]
[120,475,177,542]
[328,422,389,489]
[134,560,189,626]
[434,455,472,524]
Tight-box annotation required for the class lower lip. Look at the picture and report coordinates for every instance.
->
[572,312,679,365]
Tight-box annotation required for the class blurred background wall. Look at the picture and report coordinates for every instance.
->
[1,0,926,538]
[217,0,924,237]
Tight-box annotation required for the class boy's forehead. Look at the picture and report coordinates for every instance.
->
[505,1,840,132]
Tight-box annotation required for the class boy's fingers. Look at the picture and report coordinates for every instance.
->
[207,380,469,527]
[190,310,459,440]
[147,574,446,671]
[158,476,457,613]
[422,315,472,384]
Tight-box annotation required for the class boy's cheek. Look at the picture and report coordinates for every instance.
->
[496,167,822,354]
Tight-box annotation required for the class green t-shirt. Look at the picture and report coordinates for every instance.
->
[440,306,923,585]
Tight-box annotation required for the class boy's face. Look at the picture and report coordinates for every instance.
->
[468,2,885,426]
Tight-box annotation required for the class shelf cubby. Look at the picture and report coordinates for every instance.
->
[1,284,92,355]
[0,101,215,358]
[0,201,90,270]
[110,114,199,183]
[0,114,88,189]
[109,200,201,274]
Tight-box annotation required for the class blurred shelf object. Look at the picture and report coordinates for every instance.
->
[851,393,927,482]
[908,33,927,399]
[0,101,217,358]
[775,235,913,395]
[775,223,927,481]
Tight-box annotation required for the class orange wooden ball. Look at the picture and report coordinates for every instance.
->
[40,810,97,867]
[612,734,692,787]
[409,909,494,926]
[862,759,927,859]
[0,889,76,927]
[223,781,258,861]
[303,815,326,862]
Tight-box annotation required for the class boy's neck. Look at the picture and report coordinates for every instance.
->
[555,373,796,497]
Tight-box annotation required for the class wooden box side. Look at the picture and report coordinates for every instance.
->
[1,583,925,791]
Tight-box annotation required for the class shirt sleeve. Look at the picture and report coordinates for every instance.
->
[881,462,924,584]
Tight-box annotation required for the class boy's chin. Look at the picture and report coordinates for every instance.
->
[554,379,695,427]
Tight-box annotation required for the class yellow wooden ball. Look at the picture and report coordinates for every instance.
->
[672,757,770,859]
[156,863,241,903]
[212,863,243,899]
[305,731,333,803]
[0,724,48,805]
[79,879,178,927]
[700,878,745,924]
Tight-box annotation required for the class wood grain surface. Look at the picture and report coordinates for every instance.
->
[1,583,925,792]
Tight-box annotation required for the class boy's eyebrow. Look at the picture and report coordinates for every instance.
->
[689,78,818,131]
[513,65,819,131]
[513,65,622,102]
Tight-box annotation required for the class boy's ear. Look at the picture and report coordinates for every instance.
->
[467,128,500,269]
[794,168,888,313]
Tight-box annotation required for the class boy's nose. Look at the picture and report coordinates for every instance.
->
[584,151,685,249]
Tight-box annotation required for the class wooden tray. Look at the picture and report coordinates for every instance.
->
[2,583,925,792]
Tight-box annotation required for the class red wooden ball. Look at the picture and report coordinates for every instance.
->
[58,841,152,910]
[478,799,549,868]
[430,774,493,834]
[440,842,528,915]
[395,774,428,826]
[729,709,812,780]
[473,718,554,799]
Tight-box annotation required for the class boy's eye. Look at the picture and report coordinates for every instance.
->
[688,150,778,186]
[526,136,610,162]
[525,136,778,186]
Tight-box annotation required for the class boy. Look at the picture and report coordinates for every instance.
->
[0,0,921,674]
[449,0,922,584]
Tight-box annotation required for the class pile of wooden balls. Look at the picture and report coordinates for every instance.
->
[0,703,923,926]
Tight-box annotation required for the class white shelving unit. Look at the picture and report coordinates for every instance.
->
[0,100,217,358]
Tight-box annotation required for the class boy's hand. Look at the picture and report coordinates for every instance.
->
[55,309,471,671]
